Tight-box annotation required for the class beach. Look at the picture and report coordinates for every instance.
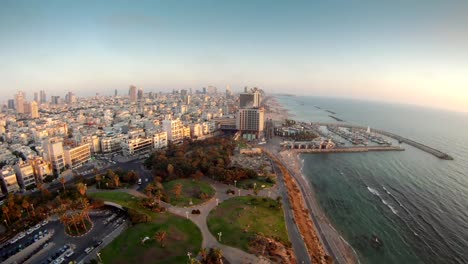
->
[264,95,358,264]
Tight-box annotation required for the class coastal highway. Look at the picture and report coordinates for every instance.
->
[262,138,357,264]
[269,157,311,264]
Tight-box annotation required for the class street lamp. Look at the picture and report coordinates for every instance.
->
[215,198,219,206]
[4,219,8,228]
[96,252,102,263]
[187,252,192,261]
[238,189,241,196]
[234,180,237,188]
[185,211,189,219]
[217,231,222,242]
[253,182,257,189]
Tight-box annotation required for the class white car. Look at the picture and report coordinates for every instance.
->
[54,257,65,264]
[138,179,142,185]
[26,228,34,235]
[84,247,94,254]
[65,250,74,258]
[41,219,48,226]
[17,233,25,240]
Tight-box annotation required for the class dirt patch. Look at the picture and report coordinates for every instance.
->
[269,154,331,264]
[167,226,187,241]
[249,235,296,263]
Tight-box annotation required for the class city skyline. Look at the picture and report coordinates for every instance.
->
[1,0,468,112]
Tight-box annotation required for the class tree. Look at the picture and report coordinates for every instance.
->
[95,175,102,189]
[60,214,71,234]
[22,199,30,217]
[167,164,174,175]
[193,170,204,181]
[76,183,87,197]
[2,205,10,224]
[172,183,183,200]
[111,174,120,188]
[60,177,66,192]
[154,230,167,247]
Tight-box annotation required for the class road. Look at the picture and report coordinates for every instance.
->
[269,158,311,264]
[28,208,127,264]
[262,137,357,264]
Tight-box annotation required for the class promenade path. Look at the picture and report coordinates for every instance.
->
[88,179,276,264]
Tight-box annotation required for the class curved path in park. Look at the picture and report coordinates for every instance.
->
[88,179,277,264]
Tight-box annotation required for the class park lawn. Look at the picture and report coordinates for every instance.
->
[100,212,202,264]
[163,179,215,207]
[237,178,274,190]
[89,191,159,220]
[207,196,289,252]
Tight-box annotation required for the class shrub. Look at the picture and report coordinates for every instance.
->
[127,208,149,224]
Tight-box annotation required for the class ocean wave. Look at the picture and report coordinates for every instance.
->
[382,199,398,214]
[383,186,391,195]
[367,186,380,196]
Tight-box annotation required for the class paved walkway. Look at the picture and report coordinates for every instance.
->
[89,179,276,264]
[163,178,277,264]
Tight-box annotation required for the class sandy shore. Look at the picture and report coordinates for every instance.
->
[265,95,359,264]
[263,96,294,122]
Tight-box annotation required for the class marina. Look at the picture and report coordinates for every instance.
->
[277,121,453,160]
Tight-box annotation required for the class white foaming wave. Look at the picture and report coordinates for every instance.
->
[382,199,398,214]
[367,186,380,197]
[383,186,391,195]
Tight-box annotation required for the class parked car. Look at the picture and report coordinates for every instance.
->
[84,247,94,254]
[65,250,74,258]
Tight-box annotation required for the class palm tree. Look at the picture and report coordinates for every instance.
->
[154,230,167,247]
[112,174,120,188]
[155,189,163,204]
[207,248,223,263]
[37,183,44,197]
[95,175,102,189]
[60,177,66,192]
[81,198,91,222]
[200,248,208,262]
[22,199,30,217]
[76,183,87,197]
[60,214,71,233]
[71,214,80,234]
[172,183,183,200]
[2,206,10,224]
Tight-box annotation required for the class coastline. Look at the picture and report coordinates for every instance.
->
[267,95,359,264]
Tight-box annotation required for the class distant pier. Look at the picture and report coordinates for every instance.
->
[294,146,405,154]
[313,122,454,160]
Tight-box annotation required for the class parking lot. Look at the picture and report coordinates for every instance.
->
[1,206,128,264]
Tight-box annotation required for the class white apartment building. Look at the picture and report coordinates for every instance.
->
[81,135,101,153]
[121,137,153,156]
[191,123,203,138]
[42,137,65,175]
[29,156,52,182]
[14,160,36,189]
[152,131,168,149]
[64,144,91,169]
[163,119,184,142]
[0,166,20,194]
[100,135,124,153]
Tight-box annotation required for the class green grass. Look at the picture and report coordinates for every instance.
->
[89,191,159,220]
[237,178,275,190]
[100,213,202,264]
[163,179,215,207]
[207,196,289,251]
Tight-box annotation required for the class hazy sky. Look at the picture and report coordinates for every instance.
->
[1,0,468,112]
